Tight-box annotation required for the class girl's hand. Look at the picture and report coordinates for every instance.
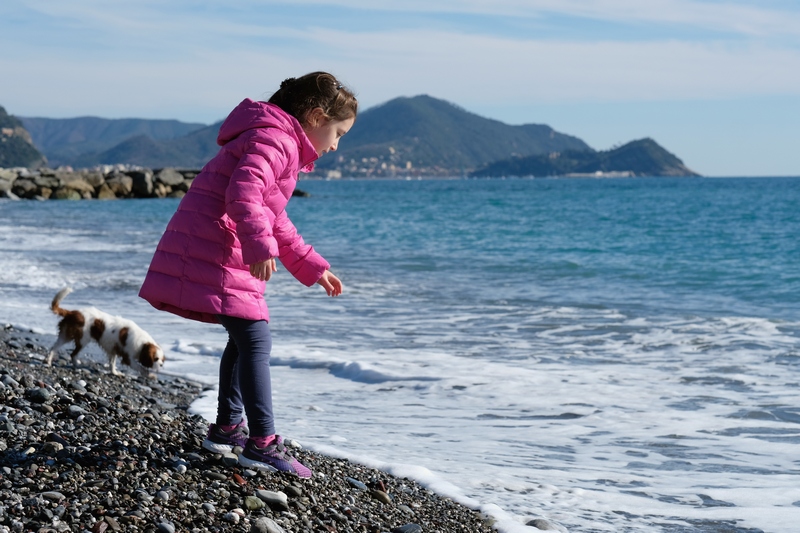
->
[317,270,343,297]
[250,258,277,281]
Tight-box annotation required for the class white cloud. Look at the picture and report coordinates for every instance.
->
[3,24,800,122]
[248,0,800,37]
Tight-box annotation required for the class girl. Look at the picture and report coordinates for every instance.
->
[139,72,357,478]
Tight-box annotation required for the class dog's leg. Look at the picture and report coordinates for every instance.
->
[46,337,68,366]
[69,343,84,368]
[109,353,123,376]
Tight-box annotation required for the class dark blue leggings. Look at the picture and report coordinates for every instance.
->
[215,315,274,437]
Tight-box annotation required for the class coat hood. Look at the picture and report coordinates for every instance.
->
[217,98,319,171]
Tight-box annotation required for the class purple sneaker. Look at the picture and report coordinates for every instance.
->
[202,423,249,454]
[238,436,312,478]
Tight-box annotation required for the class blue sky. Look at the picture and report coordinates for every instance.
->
[1,1,799,176]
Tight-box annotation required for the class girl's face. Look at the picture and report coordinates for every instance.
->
[304,108,355,157]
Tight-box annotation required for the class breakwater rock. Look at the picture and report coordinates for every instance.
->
[0,325,500,533]
[0,167,198,200]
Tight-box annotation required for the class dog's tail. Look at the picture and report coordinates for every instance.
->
[51,287,73,317]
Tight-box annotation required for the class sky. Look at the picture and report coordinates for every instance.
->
[1,0,799,177]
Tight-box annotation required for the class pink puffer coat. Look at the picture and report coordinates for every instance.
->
[139,99,329,324]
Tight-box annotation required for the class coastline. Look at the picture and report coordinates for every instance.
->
[0,325,498,533]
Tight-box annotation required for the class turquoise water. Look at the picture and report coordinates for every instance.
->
[2,176,800,532]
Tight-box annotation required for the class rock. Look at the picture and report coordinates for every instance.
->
[153,182,169,198]
[128,169,154,197]
[11,178,37,198]
[25,387,51,403]
[346,477,368,490]
[155,168,185,186]
[156,521,176,533]
[52,188,83,200]
[392,524,423,533]
[221,452,239,467]
[0,168,17,181]
[41,491,66,502]
[33,175,61,189]
[370,488,392,504]
[95,183,117,199]
[61,178,95,196]
[223,511,240,524]
[40,441,64,455]
[77,170,105,188]
[250,516,287,533]
[527,518,568,532]
[105,173,133,196]
[244,495,265,510]
[255,490,289,512]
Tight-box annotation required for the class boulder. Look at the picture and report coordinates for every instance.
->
[61,178,95,196]
[155,168,185,186]
[34,175,62,190]
[79,171,105,188]
[11,178,37,199]
[153,182,170,198]
[106,173,133,197]
[95,183,117,200]
[172,178,193,193]
[52,188,83,200]
[0,168,18,182]
[128,169,154,197]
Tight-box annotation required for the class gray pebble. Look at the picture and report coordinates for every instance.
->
[41,491,66,502]
[255,489,289,512]
[156,521,176,533]
[527,518,568,532]
[25,387,51,403]
[250,516,287,533]
[392,524,423,533]
[345,476,368,490]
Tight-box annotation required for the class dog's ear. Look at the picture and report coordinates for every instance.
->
[138,343,159,368]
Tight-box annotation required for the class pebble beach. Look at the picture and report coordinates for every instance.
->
[0,325,498,533]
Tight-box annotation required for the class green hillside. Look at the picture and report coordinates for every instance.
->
[313,95,591,176]
[0,106,47,168]
[70,122,223,169]
[471,138,700,177]
[19,116,206,167]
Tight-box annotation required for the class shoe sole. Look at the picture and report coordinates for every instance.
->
[238,454,279,472]
[202,439,238,454]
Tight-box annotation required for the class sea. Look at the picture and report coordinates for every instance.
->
[1,176,799,533]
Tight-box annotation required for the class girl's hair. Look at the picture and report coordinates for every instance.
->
[268,72,357,124]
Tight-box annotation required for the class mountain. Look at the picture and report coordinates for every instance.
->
[471,138,700,178]
[9,96,698,178]
[69,122,223,169]
[313,95,592,177]
[19,116,206,167]
[0,106,47,168]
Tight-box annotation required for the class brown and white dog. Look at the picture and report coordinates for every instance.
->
[46,287,165,378]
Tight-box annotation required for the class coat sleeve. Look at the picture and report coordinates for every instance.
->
[273,209,331,286]
[225,133,291,265]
